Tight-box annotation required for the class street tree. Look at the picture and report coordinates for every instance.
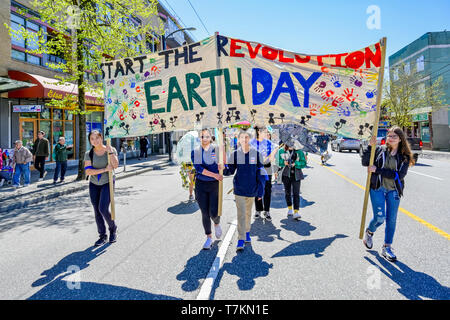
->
[383,62,446,129]
[4,0,164,180]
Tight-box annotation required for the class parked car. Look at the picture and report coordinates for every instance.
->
[359,128,422,163]
[331,137,361,152]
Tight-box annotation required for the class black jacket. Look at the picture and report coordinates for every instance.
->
[361,145,410,197]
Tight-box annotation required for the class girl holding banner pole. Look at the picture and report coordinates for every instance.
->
[191,128,223,250]
[223,129,267,251]
[84,130,119,247]
[361,126,414,262]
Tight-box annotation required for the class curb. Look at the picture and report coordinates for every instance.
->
[0,162,171,213]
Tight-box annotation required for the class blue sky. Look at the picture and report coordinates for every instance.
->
[161,0,450,66]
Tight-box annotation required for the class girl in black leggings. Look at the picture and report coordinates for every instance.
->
[191,129,223,250]
[84,130,119,247]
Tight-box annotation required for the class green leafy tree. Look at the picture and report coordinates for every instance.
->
[384,62,446,129]
[5,0,164,180]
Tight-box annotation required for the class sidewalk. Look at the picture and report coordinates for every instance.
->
[0,155,173,213]
[421,149,450,162]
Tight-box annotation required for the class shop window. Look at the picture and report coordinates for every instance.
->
[53,108,63,120]
[20,112,38,119]
[64,110,73,120]
[40,107,51,119]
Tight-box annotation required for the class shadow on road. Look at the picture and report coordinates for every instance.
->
[250,218,284,242]
[28,275,180,300]
[279,218,316,237]
[32,245,111,288]
[210,246,273,299]
[271,234,348,258]
[176,242,220,292]
[364,251,450,300]
[167,201,199,215]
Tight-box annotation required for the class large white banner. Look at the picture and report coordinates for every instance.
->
[102,34,381,139]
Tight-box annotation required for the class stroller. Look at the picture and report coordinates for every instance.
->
[0,166,13,187]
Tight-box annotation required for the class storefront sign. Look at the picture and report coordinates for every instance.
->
[13,105,42,112]
[413,113,428,122]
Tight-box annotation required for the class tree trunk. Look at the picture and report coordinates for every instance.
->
[76,28,86,181]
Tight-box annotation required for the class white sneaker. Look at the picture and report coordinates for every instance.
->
[189,195,195,201]
[43,171,47,178]
[255,211,261,218]
[293,212,301,220]
[38,178,43,182]
[203,237,213,250]
[214,224,222,239]
[287,209,293,217]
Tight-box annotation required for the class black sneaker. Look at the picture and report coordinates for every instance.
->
[94,235,108,247]
[109,228,118,243]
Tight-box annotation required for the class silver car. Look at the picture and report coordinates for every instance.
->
[331,137,361,152]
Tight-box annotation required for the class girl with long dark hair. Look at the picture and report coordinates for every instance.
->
[362,126,414,262]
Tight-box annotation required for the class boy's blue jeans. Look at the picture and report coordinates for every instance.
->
[368,186,401,245]
[13,163,30,186]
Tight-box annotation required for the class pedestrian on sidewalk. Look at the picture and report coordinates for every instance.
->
[315,132,330,165]
[12,140,33,188]
[53,136,68,184]
[191,128,223,250]
[0,148,8,187]
[276,142,307,220]
[32,131,50,181]
[362,126,414,262]
[223,129,267,251]
[138,136,149,160]
[84,130,119,247]
[250,126,276,221]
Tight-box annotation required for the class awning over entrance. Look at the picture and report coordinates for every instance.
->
[7,70,103,106]
[0,76,36,94]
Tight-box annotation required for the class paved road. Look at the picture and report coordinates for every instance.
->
[0,150,448,300]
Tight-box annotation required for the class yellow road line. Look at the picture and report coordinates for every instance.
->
[313,160,450,241]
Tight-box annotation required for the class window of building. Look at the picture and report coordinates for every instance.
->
[404,62,410,75]
[10,12,44,66]
[416,55,425,72]
[393,68,399,81]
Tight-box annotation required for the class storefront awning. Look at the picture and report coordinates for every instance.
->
[8,70,103,106]
[0,76,36,94]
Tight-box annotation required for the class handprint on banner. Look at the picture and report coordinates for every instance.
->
[365,102,377,111]
[121,101,128,113]
[337,106,351,117]
[319,103,334,116]
[350,101,363,112]
[330,75,342,88]
[350,75,363,87]
[309,103,320,116]
[365,89,377,99]
[366,72,378,84]
[321,90,335,102]
[118,109,125,121]
[331,96,345,107]
[314,81,327,94]
[150,65,161,76]
[129,109,137,120]
[342,88,358,102]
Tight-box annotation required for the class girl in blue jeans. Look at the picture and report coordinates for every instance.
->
[361,126,414,262]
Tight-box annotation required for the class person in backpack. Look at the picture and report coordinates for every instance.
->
[53,136,68,184]
[361,126,414,262]
[223,129,267,251]
[32,131,50,181]
[84,130,119,247]
[276,142,307,220]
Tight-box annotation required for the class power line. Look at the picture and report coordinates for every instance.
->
[186,0,210,35]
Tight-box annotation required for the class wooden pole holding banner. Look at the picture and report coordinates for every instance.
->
[106,138,116,221]
[359,37,387,239]
[215,31,224,217]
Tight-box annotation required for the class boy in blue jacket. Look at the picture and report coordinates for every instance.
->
[224,129,267,251]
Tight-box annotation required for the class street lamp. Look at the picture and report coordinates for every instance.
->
[162,27,196,162]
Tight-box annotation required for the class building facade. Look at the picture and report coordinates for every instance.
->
[0,0,195,163]
[389,31,450,150]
